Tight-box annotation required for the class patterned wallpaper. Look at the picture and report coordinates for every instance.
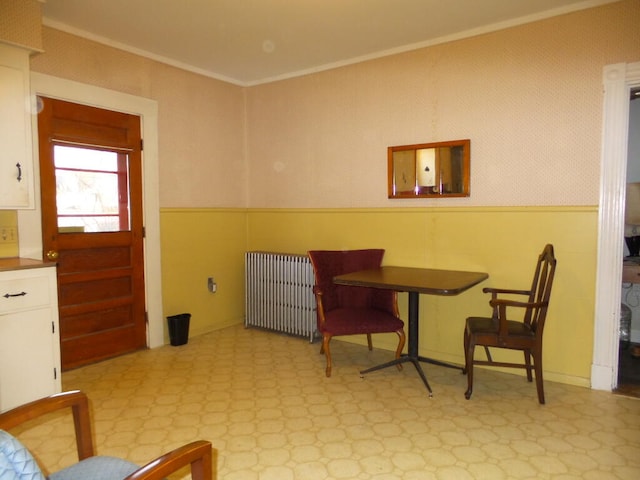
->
[245,0,640,208]
[20,0,640,208]
[0,0,43,52]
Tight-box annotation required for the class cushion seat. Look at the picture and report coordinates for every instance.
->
[322,308,405,335]
[465,317,535,338]
[49,456,139,480]
[1,430,138,480]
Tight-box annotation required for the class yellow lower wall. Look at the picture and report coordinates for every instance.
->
[160,209,248,339]
[160,206,598,387]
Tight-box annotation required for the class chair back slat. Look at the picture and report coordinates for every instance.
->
[528,244,557,335]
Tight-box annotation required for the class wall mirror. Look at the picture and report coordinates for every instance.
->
[388,139,470,198]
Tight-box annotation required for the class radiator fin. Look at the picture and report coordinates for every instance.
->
[245,251,317,342]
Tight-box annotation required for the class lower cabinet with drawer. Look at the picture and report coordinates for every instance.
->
[0,265,61,412]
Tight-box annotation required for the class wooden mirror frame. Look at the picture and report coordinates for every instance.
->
[388,139,470,198]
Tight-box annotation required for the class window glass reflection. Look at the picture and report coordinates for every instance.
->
[54,145,131,233]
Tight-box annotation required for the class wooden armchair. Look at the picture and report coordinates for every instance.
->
[308,249,406,377]
[0,390,215,480]
[463,244,557,404]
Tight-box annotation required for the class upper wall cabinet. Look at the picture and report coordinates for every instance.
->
[388,139,470,198]
[0,43,34,209]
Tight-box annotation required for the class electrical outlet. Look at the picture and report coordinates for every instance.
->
[0,226,19,257]
[207,277,217,293]
[0,227,17,244]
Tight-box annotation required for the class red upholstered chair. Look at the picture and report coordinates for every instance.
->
[463,244,557,404]
[308,249,406,377]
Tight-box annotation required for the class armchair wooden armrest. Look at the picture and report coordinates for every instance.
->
[482,287,532,296]
[490,297,549,336]
[489,298,545,309]
[0,390,94,460]
[126,440,214,480]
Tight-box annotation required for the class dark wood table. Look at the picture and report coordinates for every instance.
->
[334,266,488,395]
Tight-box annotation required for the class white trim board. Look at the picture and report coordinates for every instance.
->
[593,61,640,390]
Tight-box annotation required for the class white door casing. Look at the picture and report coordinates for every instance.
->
[18,73,164,348]
[593,61,640,390]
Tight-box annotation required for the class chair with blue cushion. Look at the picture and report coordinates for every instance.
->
[0,391,215,480]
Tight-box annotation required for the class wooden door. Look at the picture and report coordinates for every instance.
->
[37,97,146,370]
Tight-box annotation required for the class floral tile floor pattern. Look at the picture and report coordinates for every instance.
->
[12,324,640,480]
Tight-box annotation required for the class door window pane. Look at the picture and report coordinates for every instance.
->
[54,145,131,233]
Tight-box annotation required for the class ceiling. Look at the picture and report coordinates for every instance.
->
[41,0,615,86]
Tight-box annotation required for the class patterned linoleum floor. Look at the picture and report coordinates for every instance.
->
[13,324,640,480]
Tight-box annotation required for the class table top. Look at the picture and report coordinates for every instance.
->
[334,266,489,296]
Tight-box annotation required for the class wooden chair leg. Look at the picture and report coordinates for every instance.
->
[462,329,469,375]
[366,333,373,351]
[524,350,533,382]
[464,339,475,400]
[323,334,332,377]
[533,350,545,404]
[394,329,406,371]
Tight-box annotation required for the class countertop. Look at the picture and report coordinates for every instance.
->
[0,258,56,272]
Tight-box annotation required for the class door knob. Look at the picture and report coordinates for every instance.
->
[46,250,59,261]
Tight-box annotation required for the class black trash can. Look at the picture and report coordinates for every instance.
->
[167,313,191,346]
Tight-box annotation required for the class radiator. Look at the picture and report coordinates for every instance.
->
[245,251,317,342]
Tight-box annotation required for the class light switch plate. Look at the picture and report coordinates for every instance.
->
[0,225,18,257]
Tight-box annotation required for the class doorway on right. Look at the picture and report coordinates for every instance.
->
[618,87,640,398]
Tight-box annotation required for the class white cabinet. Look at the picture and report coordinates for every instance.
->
[0,265,60,412]
[0,43,34,209]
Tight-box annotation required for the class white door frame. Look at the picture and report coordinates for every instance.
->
[19,73,165,348]
[592,61,640,390]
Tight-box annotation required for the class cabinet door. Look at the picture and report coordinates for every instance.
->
[0,307,58,412]
[0,44,34,209]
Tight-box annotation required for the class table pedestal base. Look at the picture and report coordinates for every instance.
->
[360,355,462,396]
[334,267,488,396]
